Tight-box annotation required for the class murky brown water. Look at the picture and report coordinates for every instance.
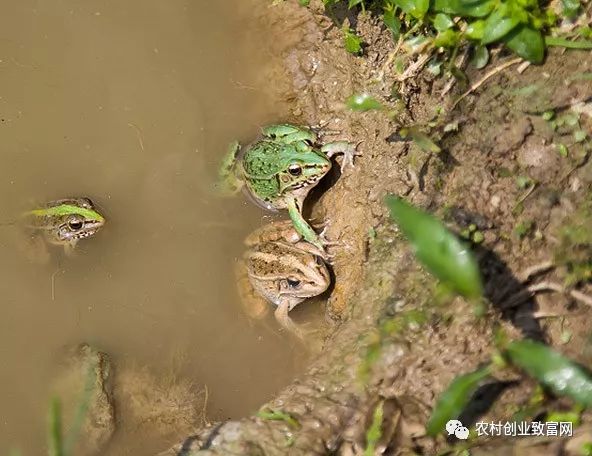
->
[0,1,313,453]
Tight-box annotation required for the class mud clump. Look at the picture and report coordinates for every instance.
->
[52,344,115,456]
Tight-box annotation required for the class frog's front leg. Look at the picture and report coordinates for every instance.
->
[274,301,306,341]
[262,124,317,144]
[286,199,325,253]
[216,141,244,196]
[321,141,361,171]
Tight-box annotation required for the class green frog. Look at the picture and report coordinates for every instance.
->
[219,124,358,252]
[235,220,331,340]
[21,198,106,259]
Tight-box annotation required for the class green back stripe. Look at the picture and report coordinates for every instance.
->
[27,204,105,221]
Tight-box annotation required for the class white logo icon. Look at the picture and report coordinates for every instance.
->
[445,419,470,440]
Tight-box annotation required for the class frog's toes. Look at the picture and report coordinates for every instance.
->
[340,141,363,172]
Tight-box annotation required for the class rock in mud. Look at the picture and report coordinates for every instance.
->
[52,343,115,455]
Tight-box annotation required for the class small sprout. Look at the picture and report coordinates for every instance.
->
[343,28,363,55]
[346,93,384,111]
[472,231,485,244]
[364,401,384,455]
[299,0,310,5]
[515,175,534,189]
[514,220,534,239]
[386,196,483,299]
[257,408,301,429]
[556,143,569,157]
[574,130,587,143]
[400,127,442,153]
[505,340,592,407]
[542,110,554,121]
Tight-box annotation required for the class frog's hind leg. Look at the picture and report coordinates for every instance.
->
[217,141,244,196]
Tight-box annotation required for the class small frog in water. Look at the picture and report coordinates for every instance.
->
[21,198,105,260]
[235,220,331,340]
[219,124,358,253]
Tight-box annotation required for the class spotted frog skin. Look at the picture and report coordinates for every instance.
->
[22,198,106,258]
[235,220,331,340]
[219,124,358,252]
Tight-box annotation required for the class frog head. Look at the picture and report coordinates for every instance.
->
[242,140,331,210]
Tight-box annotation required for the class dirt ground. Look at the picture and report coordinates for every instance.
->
[162,0,592,454]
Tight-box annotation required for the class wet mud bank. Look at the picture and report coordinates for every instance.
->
[165,1,592,454]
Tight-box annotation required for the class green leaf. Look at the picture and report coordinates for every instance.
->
[48,398,64,456]
[385,196,484,298]
[434,29,459,47]
[426,367,492,436]
[505,25,544,63]
[545,36,592,49]
[393,0,429,19]
[343,28,363,54]
[349,0,364,7]
[471,44,489,68]
[434,13,455,32]
[506,340,592,407]
[482,9,519,44]
[383,9,401,39]
[345,93,384,111]
[433,0,495,17]
[466,20,486,40]
[299,0,311,5]
[562,0,580,19]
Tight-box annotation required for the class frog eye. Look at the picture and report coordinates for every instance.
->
[315,256,324,266]
[286,278,301,288]
[288,164,302,176]
[67,216,84,232]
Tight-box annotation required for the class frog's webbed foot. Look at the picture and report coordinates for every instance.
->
[321,141,363,172]
[216,141,244,196]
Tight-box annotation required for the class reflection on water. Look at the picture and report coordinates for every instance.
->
[0,0,308,453]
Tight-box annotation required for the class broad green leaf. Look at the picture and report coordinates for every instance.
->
[346,93,384,111]
[434,13,455,32]
[394,0,429,19]
[471,44,489,68]
[343,28,363,54]
[299,0,311,5]
[434,29,459,47]
[383,9,401,39]
[426,367,492,436]
[506,340,592,407]
[466,20,486,40]
[433,0,495,17]
[505,25,544,63]
[482,9,519,44]
[385,196,483,298]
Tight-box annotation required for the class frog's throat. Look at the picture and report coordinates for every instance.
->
[26,204,105,222]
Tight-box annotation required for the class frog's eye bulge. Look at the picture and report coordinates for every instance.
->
[288,163,302,176]
[66,215,85,232]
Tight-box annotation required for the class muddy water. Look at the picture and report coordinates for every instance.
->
[0,1,312,453]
